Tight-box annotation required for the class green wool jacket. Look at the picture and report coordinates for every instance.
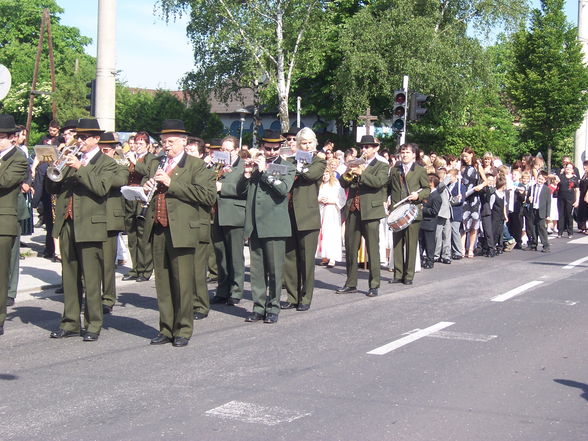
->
[388,162,430,221]
[47,151,118,242]
[106,164,130,232]
[0,148,29,236]
[142,153,216,248]
[288,154,326,231]
[339,157,389,221]
[216,156,247,227]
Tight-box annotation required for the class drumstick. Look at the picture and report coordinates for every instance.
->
[392,188,423,209]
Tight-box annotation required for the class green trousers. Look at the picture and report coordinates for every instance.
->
[7,224,21,299]
[249,232,286,316]
[125,200,153,278]
[152,225,195,339]
[284,225,319,306]
[212,222,245,300]
[59,220,105,334]
[101,231,119,307]
[344,210,381,289]
[0,235,15,327]
[392,221,421,282]
[193,241,210,315]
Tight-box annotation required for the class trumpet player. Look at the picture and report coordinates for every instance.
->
[122,131,155,282]
[47,119,119,342]
[282,127,326,311]
[98,133,129,314]
[336,135,389,297]
[238,130,295,324]
[142,119,216,347]
[210,135,247,307]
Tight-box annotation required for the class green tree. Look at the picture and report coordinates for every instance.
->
[507,0,588,169]
[157,0,326,132]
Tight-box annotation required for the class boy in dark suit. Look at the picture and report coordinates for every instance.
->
[530,170,551,252]
[420,174,442,269]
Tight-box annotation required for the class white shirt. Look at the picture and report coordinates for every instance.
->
[0,146,16,160]
[402,161,414,175]
[81,146,100,165]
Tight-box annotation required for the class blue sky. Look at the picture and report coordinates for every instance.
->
[56,0,579,91]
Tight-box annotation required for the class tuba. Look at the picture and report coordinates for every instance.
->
[47,144,83,182]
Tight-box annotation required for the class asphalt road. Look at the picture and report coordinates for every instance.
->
[1,236,587,441]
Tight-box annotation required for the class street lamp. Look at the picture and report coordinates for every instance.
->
[236,108,250,149]
[252,73,269,148]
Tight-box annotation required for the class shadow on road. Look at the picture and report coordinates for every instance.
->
[117,291,158,311]
[553,379,588,402]
[6,306,61,331]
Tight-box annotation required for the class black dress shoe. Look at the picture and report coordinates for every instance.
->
[388,278,404,284]
[150,333,172,345]
[280,302,298,310]
[102,304,112,314]
[6,297,14,307]
[335,286,357,294]
[451,254,463,260]
[0,326,3,336]
[264,313,279,324]
[296,304,310,311]
[55,286,64,294]
[440,258,451,264]
[366,288,379,297]
[245,312,264,322]
[136,276,150,282]
[122,273,137,281]
[194,312,208,320]
[403,280,413,285]
[83,332,99,342]
[210,295,228,304]
[227,297,240,306]
[173,337,190,347]
[50,329,79,339]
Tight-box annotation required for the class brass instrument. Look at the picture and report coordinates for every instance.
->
[47,144,83,182]
[137,154,167,221]
[113,147,130,166]
[207,151,231,180]
[341,154,367,182]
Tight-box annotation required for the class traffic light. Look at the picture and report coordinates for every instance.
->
[409,92,429,121]
[392,90,407,132]
[85,79,96,116]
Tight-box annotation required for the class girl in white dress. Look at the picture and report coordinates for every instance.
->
[316,169,346,266]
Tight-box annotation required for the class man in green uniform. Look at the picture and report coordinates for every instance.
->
[336,135,389,297]
[0,114,28,336]
[142,119,216,347]
[239,131,295,324]
[389,143,430,285]
[98,133,129,314]
[210,135,247,307]
[123,131,155,282]
[282,128,326,311]
[48,119,118,341]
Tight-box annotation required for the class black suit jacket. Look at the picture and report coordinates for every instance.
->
[421,188,442,231]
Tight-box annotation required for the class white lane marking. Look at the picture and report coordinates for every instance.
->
[427,331,498,342]
[205,401,311,426]
[491,281,544,302]
[562,256,588,270]
[367,322,454,355]
[569,236,588,244]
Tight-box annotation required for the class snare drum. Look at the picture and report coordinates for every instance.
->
[387,204,419,232]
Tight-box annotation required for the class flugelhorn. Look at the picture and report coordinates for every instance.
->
[137,154,167,221]
[47,144,83,182]
[341,154,367,182]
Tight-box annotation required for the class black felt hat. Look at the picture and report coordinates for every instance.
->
[159,119,189,135]
[357,135,380,146]
[208,138,222,149]
[261,130,286,144]
[60,119,78,133]
[98,132,119,145]
[282,126,301,137]
[76,118,104,134]
[0,114,17,133]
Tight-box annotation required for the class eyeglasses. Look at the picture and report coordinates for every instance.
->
[286,137,296,141]
[75,134,91,140]
[264,146,281,151]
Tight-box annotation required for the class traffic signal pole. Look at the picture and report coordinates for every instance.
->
[95,0,116,131]
[575,0,588,168]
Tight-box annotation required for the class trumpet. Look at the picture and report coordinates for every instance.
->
[47,144,83,182]
[341,154,367,182]
[137,154,167,221]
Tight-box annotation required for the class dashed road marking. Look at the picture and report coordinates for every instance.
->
[562,256,588,270]
[491,281,544,302]
[205,401,311,426]
[426,330,498,342]
[367,322,455,355]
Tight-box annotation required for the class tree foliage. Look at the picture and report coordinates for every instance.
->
[507,0,588,169]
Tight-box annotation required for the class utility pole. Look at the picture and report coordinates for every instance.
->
[575,0,588,167]
[95,0,116,131]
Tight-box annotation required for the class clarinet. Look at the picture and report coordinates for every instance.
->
[137,154,167,221]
